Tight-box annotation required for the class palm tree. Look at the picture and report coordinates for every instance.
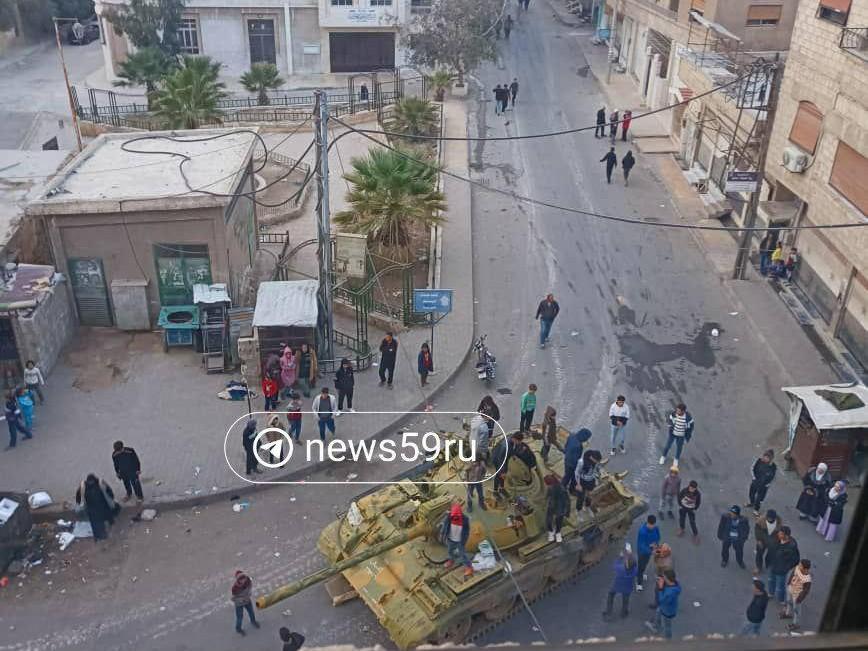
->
[114,47,175,109]
[240,62,285,106]
[427,69,453,102]
[154,56,226,129]
[335,148,446,253]
[388,97,439,140]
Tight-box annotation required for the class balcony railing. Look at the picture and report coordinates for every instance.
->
[840,27,868,60]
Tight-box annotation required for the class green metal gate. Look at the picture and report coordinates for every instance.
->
[68,257,113,326]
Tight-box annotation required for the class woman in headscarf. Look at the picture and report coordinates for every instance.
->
[816,481,847,542]
[75,473,118,541]
[279,346,299,398]
[477,395,501,439]
[796,463,832,522]
[264,413,285,465]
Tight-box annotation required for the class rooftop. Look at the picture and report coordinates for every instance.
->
[27,129,259,215]
[0,263,60,314]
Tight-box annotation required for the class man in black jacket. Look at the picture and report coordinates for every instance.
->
[535,293,560,349]
[378,332,398,388]
[112,440,143,502]
[595,106,607,138]
[600,147,618,184]
[747,449,777,514]
[717,505,750,568]
[766,526,800,604]
[740,579,769,636]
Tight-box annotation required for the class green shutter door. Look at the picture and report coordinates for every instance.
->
[68,257,113,326]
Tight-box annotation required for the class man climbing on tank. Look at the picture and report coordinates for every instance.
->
[491,432,541,497]
[442,503,474,577]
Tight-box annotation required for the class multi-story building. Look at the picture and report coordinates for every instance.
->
[94,0,430,81]
[601,0,798,111]
[760,0,868,369]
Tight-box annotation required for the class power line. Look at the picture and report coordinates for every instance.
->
[330,115,868,233]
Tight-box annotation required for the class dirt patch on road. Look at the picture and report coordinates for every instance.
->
[64,328,162,391]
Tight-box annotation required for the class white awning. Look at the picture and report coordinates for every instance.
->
[782,383,868,430]
[252,280,318,328]
[193,283,231,305]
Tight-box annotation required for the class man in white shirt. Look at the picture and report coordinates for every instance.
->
[311,387,336,441]
[609,395,630,454]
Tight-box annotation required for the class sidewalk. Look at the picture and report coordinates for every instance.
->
[0,100,475,514]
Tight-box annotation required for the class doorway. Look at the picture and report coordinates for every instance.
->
[248,19,277,65]
[329,33,395,73]
[68,257,113,326]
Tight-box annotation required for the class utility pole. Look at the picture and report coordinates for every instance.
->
[313,90,335,362]
[732,55,782,280]
[52,17,83,152]
[606,0,619,84]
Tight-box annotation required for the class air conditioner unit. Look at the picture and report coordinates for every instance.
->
[782,146,809,173]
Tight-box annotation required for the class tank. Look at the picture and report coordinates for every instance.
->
[257,426,647,648]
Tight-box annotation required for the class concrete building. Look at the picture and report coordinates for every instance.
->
[95,0,423,82]
[26,129,260,330]
[601,0,798,112]
[760,0,868,370]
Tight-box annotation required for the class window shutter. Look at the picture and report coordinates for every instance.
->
[788,102,823,154]
[747,5,782,20]
[819,0,851,12]
[830,142,868,216]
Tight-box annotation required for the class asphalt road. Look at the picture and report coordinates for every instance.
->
[0,6,847,651]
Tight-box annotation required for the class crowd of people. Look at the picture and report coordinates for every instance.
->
[596,106,636,186]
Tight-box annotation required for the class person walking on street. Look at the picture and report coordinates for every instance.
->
[242,418,261,475]
[608,395,630,454]
[312,387,336,441]
[747,450,777,514]
[4,392,32,448]
[816,481,847,542]
[740,579,770,636]
[16,387,34,430]
[758,233,774,276]
[465,458,487,512]
[279,627,305,651]
[562,427,590,488]
[23,360,45,404]
[112,441,143,502]
[677,480,701,542]
[334,358,355,415]
[504,14,514,38]
[231,570,260,635]
[659,466,680,519]
[796,463,832,522]
[595,106,607,138]
[644,569,681,639]
[417,343,434,387]
[603,543,638,619]
[519,383,537,432]
[540,405,561,463]
[75,473,119,541]
[766,526,800,605]
[621,150,635,186]
[545,474,569,542]
[442,503,474,577]
[601,147,617,184]
[718,505,750,568]
[509,77,519,105]
[659,403,694,468]
[262,373,279,411]
[636,514,661,592]
[782,559,812,631]
[296,343,317,398]
[754,509,782,574]
[535,293,560,348]
[493,85,504,115]
[378,332,398,387]
[621,110,633,141]
[771,241,785,276]
[287,391,303,442]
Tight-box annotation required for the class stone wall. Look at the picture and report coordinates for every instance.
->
[11,280,76,377]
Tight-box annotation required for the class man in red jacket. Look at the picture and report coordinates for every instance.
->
[262,373,279,411]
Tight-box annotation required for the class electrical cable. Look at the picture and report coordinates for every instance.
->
[330,115,868,233]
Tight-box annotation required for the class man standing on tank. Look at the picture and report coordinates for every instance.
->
[442,504,474,577]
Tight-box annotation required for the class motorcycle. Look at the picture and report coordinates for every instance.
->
[473,335,496,382]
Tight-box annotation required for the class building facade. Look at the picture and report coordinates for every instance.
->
[602,0,798,113]
[95,0,426,81]
[761,0,868,369]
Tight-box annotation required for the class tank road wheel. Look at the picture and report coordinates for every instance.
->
[484,595,517,621]
[521,576,549,602]
[435,616,472,644]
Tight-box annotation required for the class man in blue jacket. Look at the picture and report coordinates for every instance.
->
[442,503,473,577]
[635,514,661,592]
[645,569,681,639]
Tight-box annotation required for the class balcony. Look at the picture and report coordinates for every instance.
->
[840,27,868,61]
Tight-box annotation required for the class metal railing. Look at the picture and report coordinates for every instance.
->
[840,27,868,57]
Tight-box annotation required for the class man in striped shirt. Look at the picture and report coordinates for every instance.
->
[660,403,694,468]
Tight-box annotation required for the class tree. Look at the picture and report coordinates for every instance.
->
[388,97,439,140]
[335,148,446,253]
[427,69,453,102]
[240,63,285,106]
[104,0,184,56]
[154,55,225,129]
[114,47,175,109]
[406,0,500,86]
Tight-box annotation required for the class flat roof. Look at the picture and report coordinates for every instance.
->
[27,128,259,215]
[0,263,58,313]
[253,280,318,328]
[783,383,868,430]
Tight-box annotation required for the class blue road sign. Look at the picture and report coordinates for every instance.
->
[413,289,453,315]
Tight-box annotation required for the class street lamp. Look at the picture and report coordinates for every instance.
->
[51,16,84,152]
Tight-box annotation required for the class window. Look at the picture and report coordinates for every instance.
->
[331,0,353,5]
[248,19,276,65]
[154,244,212,305]
[788,101,823,154]
[178,17,200,55]
[370,0,392,5]
[817,0,850,25]
[829,142,868,216]
[746,4,782,25]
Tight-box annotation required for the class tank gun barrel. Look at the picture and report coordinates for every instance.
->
[256,522,430,609]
